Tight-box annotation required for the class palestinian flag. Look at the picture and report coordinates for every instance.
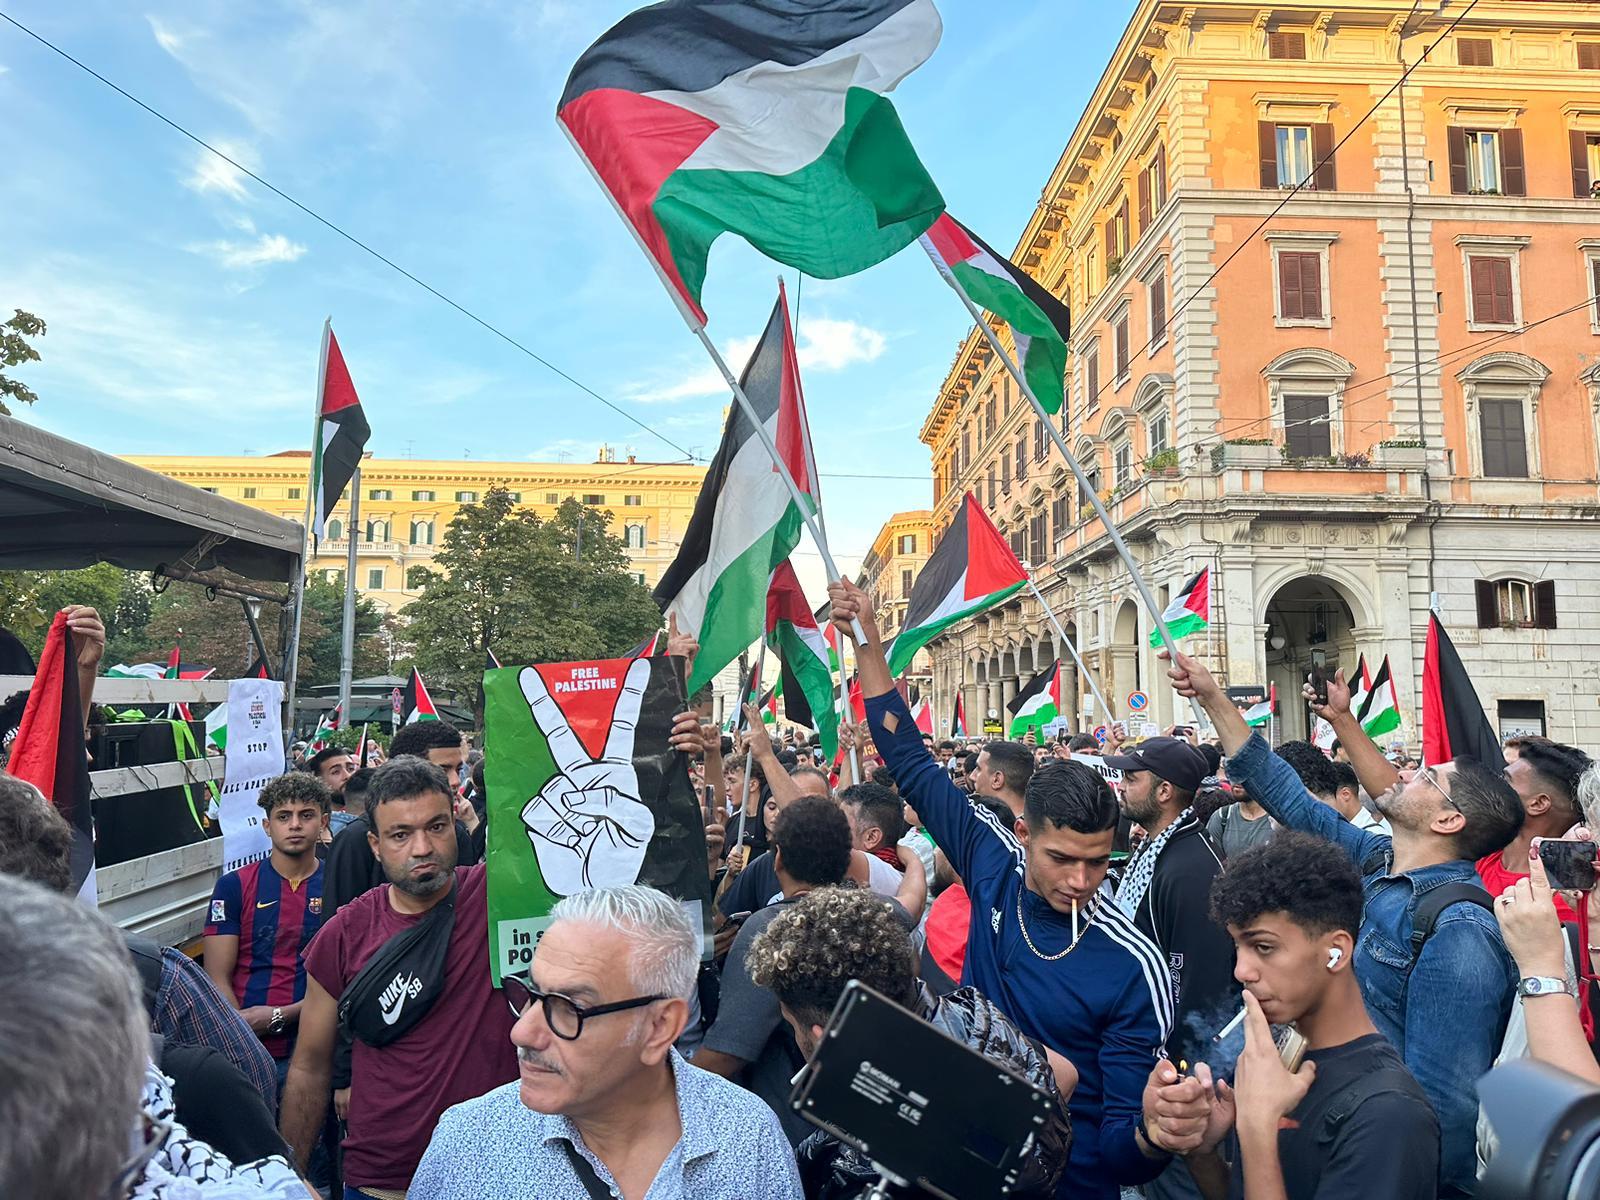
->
[921,214,1072,412]
[6,612,94,899]
[559,0,944,325]
[655,285,818,693]
[311,325,371,539]
[761,684,779,726]
[626,630,664,658]
[814,599,844,676]
[1358,656,1402,739]
[1008,660,1062,739]
[910,698,933,735]
[308,702,343,753]
[1422,616,1501,767]
[887,493,1027,678]
[951,691,968,737]
[246,652,273,680]
[354,723,372,767]
[1242,684,1277,728]
[402,668,439,724]
[766,561,839,761]
[204,703,227,752]
[1347,654,1371,717]
[163,645,215,723]
[1148,567,1210,647]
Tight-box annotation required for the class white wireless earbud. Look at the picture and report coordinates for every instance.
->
[1327,947,1344,969]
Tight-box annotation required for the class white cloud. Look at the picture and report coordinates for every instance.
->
[148,16,184,56]
[190,233,307,270]
[624,320,883,405]
[183,143,256,201]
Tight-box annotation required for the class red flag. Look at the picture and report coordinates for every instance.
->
[6,612,94,893]
[1421,613,1502,768]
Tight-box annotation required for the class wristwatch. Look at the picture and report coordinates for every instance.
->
[1516,976,1574,999]
[267,1006,286,1034]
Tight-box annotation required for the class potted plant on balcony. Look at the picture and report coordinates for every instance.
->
[1142,448,1180,478]
[1211,438,1277,469]
[1374,438,1427,469]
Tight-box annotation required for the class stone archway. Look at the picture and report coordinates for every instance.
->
[1262,574,1365,742]
[1110,599,1141,715]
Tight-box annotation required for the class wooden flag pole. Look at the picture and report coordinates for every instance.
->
[929,258,1207,729]
[1025,579,1113,726]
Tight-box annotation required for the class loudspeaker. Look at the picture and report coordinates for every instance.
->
[89,720,212,867]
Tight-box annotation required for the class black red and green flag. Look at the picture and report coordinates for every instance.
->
[1009,660,1063,739]
[887,493,1028,677]
[311,325,371,539]
[559,0,945,325]
[1149,567,1210,647]
[765,560,838,761]
[951,691,967,737]
[403,667,440,724]
[1421,615,1502,767]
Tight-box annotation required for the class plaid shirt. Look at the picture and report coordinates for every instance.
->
[154,947,278,1111]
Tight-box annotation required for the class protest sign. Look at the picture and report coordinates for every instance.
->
[485,655,711,986]
[1071,753,1124,785]
[216,679,285,874]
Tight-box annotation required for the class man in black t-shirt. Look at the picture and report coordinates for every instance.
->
[1161,832,1439,1200]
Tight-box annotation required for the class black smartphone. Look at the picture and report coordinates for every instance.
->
[1536,839,1598,892]
[1308,667,1329,705]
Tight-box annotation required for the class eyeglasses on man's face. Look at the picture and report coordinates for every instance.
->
[1414,764,1460,812]
[501,973,666,1040]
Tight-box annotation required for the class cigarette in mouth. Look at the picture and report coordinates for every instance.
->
[1213,1007,1248,1044]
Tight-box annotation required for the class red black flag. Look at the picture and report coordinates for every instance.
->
[312,325,371,539]
[245,652,273,680]
[952,691,967,738]
[402,667,439,724]
[6,612,94,895]
[1421,613,1503,768]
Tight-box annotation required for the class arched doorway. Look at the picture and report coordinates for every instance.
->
[1263,576,1363,742]
[1110,600,1141,716]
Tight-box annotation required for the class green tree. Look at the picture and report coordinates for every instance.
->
[403,487,662,724]
[0,309,46,415]
[0,564,149,658]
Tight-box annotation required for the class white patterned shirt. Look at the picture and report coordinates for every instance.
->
[407,1050,802,1200]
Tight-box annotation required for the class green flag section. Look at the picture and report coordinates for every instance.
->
[402,667,439,723]
[1242,685,1276,728]
[766,561,839,761]
[887,493,1028,678]
[1358,656,1402,739]
[1149,567,1210,647]
[654,285,819,693]
[921,214,1073,413]
[1008,660,1062,739]
[559,0,944,325]
[484,657,713,987]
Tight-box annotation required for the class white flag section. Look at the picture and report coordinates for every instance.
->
[218,679,286,874]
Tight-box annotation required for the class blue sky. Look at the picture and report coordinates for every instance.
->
[0,0,1130,582]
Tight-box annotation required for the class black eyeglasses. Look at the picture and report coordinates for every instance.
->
[501,974,667,1040]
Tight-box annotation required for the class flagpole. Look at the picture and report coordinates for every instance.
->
[737,636,768,854]
[283,316,330,751]
[337,465,361,733]
[1025,579,1112,725]
[927,254,1206,728]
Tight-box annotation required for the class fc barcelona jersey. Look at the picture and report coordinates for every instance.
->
[205,858,325,1058]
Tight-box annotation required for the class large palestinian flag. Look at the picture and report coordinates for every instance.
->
[655,286,818,693]
[402,668,439,725]
[951,691,968,738]
[1242,685,1277,728]
[887,493,1027,678]
[1148,567,1210,647]
[7,613,95,899]
[1421,616,1501,767]
[1009,660,1062,739]
[312,325,371,539]
[1357,656,1402,740]
[558,0,945,325]
[921,214,1072,412]
[766,561,839,761]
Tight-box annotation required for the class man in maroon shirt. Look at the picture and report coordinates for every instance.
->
[279,755,516,1197]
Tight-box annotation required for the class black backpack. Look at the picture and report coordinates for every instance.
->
[1402,880,1495,990]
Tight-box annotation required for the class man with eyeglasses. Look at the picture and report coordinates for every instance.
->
[1167,650,1523,1199]
[410,885,802,1199]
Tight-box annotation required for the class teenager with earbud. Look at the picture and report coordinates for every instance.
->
[1164,832,1440,1200]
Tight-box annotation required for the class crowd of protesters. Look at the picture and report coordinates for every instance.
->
[1,594,1597,1200]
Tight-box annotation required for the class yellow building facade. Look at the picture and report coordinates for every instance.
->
[859,511,933,646]
[921,0,1600,745]
[123,448,706,612]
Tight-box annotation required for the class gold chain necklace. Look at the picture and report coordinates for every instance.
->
[1015,886,1090,962]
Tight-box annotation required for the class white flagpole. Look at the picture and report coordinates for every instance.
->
[560,126,867,645]
[926,249,1207,729]
[1026,579,1112,725]
[283,317,330,751]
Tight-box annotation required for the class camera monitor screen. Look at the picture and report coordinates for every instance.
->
[789,981,1057,1199]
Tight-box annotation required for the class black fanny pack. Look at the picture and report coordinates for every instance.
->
[338,884,457,1047]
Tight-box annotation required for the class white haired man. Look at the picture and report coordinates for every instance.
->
[410,885,802,1199]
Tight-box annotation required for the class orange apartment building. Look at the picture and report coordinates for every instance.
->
[920,0,1600,745]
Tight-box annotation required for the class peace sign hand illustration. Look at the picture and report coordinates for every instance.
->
[518,658,657,896]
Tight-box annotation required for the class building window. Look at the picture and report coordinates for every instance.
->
[986,465,996,507]
[1113,440,1132,489]
[1051,494,1069,536]
[1113,315,1131,384]
[1456,37,1494,67]
[545,492,559,504]
[412,490,434,502]
[326,518,342,540]
[288,487,301,500]
[1138,145,1168,233]
[369,489,392,501]
[1477,396,1530,477]
[366,567,385,590]
[1000,451,1011,494]
[1009,529,1025,561]
[632,572,646,586]
[455,490,478,503]
[505,492,521,503]
[1085,344,1101,411]
[1449,127,1525,196]
[1476,579,1556,629]
[901,568,914,598]
[1033,418,1047,462]
[897,534,917,554]
[242,486,257,499]
[410,520,434,546]
[582,494,605,505]
[961,427,971,468]
[624,494,642,506]
[985,396,996,439]
[1148,271,1168,350]
[1268,30,1307,60]
[623,523,646,548]
[1103,198,1131,271]
[1283,394,1333,458]
[1275,249,1327,325]
[1587,250,1600,333]
[1015,435,1027,482]
[366,519,389,542]
[1147,405,1169,455]
[1581,43,1600,71]
[1467,255,1517,328]
[1277,125,1314,187]
[1259,123,1335,191]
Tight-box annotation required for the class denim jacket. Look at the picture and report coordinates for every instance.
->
[1227,733,1514,1198]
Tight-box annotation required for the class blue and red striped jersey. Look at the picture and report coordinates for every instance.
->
[205,857,325,1058]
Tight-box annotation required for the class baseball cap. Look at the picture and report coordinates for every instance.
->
[1102,736,1208,792]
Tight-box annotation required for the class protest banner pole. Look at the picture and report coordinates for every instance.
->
[932,269,1207,729]
[736,636,768,853]
[1025,579,1112,725]
[337,466,361,728]
[559,126,867,647]
[283,317,331,750]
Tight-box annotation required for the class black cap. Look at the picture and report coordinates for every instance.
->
[1102,737,1208,792]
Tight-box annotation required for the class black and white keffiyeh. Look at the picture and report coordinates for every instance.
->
[1115,807,1197,914]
